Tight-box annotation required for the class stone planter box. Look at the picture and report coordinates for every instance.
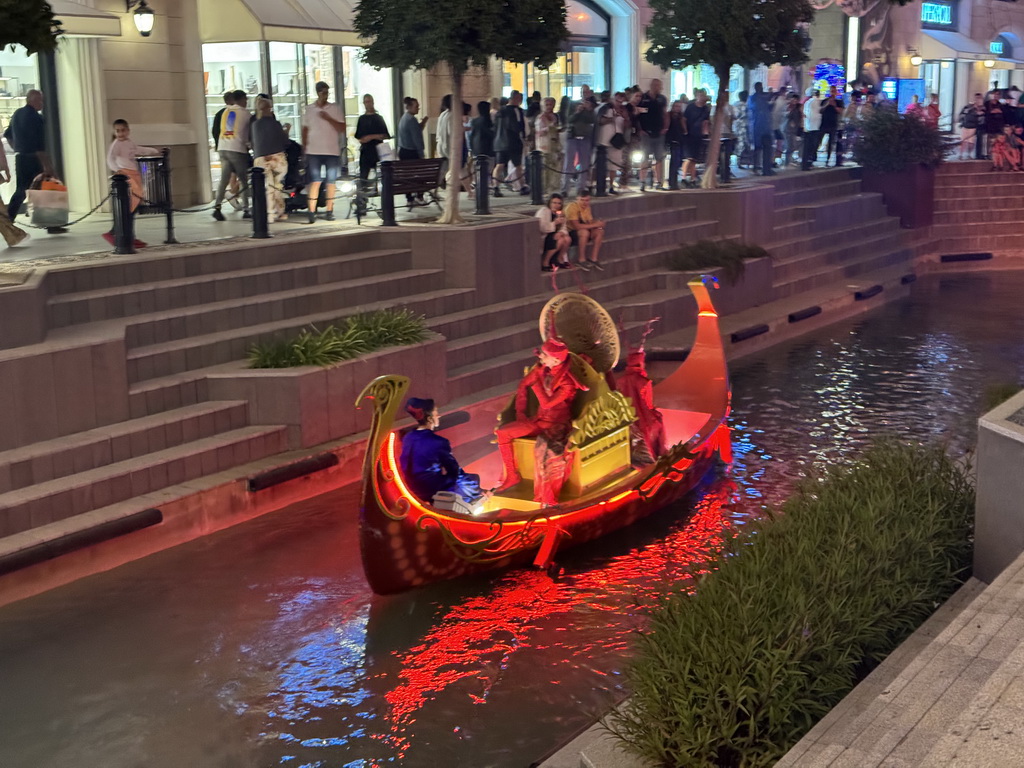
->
[862,164,935,229]
[975,388,1024,583]
[206,333,447,450]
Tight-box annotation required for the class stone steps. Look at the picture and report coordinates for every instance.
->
[771,226,907,284]
[935,169,1024,187]
[773,192,887,228]
[771,178,864,208]
[930,232,1024,253]
[47,248,413,331]
[44,231,384,296]
[0,401,249,495]
[934,196,1024,213]
[770,217,902,263]
[930,208,1024,224]
[124,268,448,385]
[122,284,476,352]
[0,424,287,538]
[774,241,913,299]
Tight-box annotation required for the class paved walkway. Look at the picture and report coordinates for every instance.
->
[540,550,1024,768]
[0,161,790,271]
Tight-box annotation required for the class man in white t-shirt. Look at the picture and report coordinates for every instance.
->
[213,89,251,221]
[301,81,346,223]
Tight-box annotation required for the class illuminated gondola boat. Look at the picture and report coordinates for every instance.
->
[356,276,732,595]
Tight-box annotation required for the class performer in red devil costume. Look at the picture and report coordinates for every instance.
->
[495,336,588,505]
[613,319,665,465]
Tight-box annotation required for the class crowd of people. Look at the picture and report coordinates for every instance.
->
[957,86,1024,170]
[3,75,1020,253]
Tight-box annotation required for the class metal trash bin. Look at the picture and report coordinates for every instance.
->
[136,154,167,214]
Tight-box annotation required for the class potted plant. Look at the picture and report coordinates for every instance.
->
[852,109,952,229]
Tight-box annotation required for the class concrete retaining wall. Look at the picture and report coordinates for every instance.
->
[975,388,1024,583]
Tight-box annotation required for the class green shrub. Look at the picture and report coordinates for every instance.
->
[247,308,429,368]
[607,440,974,768]
[852,109,955,173]
[667,240,769,286]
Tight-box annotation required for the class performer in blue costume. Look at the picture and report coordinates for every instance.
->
[400,397,482,503]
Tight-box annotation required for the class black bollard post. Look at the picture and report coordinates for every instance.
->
[595,145,608,197]
[249,166,270,239]
[718,138,733,184]
[379,161,397,226]
[474,155,491,215]
[530,150,544,206]
[110,173,135,255]
[160,147,178,244]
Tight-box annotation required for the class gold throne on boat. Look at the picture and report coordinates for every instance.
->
[496,354,636,498]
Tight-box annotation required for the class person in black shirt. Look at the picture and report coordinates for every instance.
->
[819,85,845,167]
[637,78,668,189]
[665,100,687,190]
[3,90,51,221]
[494,90,528,194]
[681,93,710,187]
[354,93,390,180]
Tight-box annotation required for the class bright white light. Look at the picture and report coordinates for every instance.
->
[847,16,861,77]
[338,179,356,195]
[631,150,645,164]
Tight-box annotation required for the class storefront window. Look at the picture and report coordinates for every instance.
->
[202,42,261,175]
[268,42,305,129]
[670,65,744,102]
[0,46,38,204]
[502,0,609,99]
[922,60,955,131]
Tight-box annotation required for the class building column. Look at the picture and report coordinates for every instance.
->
[182,0,213,201]
[56,38,110,213]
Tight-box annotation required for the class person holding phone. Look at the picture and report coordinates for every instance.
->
[535,193,572,271]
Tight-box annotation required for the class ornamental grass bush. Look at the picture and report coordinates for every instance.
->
[607,440,974,768]
[666,240,769,286]
[247,308,429,368]
[851,109,954,174]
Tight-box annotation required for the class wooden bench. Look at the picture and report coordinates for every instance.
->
[373,158,445,225]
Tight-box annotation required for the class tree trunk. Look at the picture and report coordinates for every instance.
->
[437,66,465,225]
[701,65,732,190]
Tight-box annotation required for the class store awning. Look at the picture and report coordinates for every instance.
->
[50,0,121,37]
[199,0,362,46]
[920,29,990,61]
[991,58,1024,70]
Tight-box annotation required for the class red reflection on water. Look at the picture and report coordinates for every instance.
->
[379,482,735,754]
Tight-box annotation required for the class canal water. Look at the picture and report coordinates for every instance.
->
[1,273,1022,768]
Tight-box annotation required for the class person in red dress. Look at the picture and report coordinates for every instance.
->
[495,336,588,505]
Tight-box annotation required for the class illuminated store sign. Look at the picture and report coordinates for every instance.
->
[921,2,955,27]
[991,37,1012,58]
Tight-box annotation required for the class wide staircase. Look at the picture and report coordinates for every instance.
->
[0,169,915,559]
[0,232,478,544]
[764,168,914,297]
[930,160,1024,258]
[440,194,719,400]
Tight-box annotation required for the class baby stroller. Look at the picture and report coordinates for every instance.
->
[282,138,309,213]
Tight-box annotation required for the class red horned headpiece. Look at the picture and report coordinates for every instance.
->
[539,312,570,363]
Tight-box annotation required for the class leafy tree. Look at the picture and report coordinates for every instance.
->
[355,0,567,223]
[0,0,62,54]
[646,0,813,188]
